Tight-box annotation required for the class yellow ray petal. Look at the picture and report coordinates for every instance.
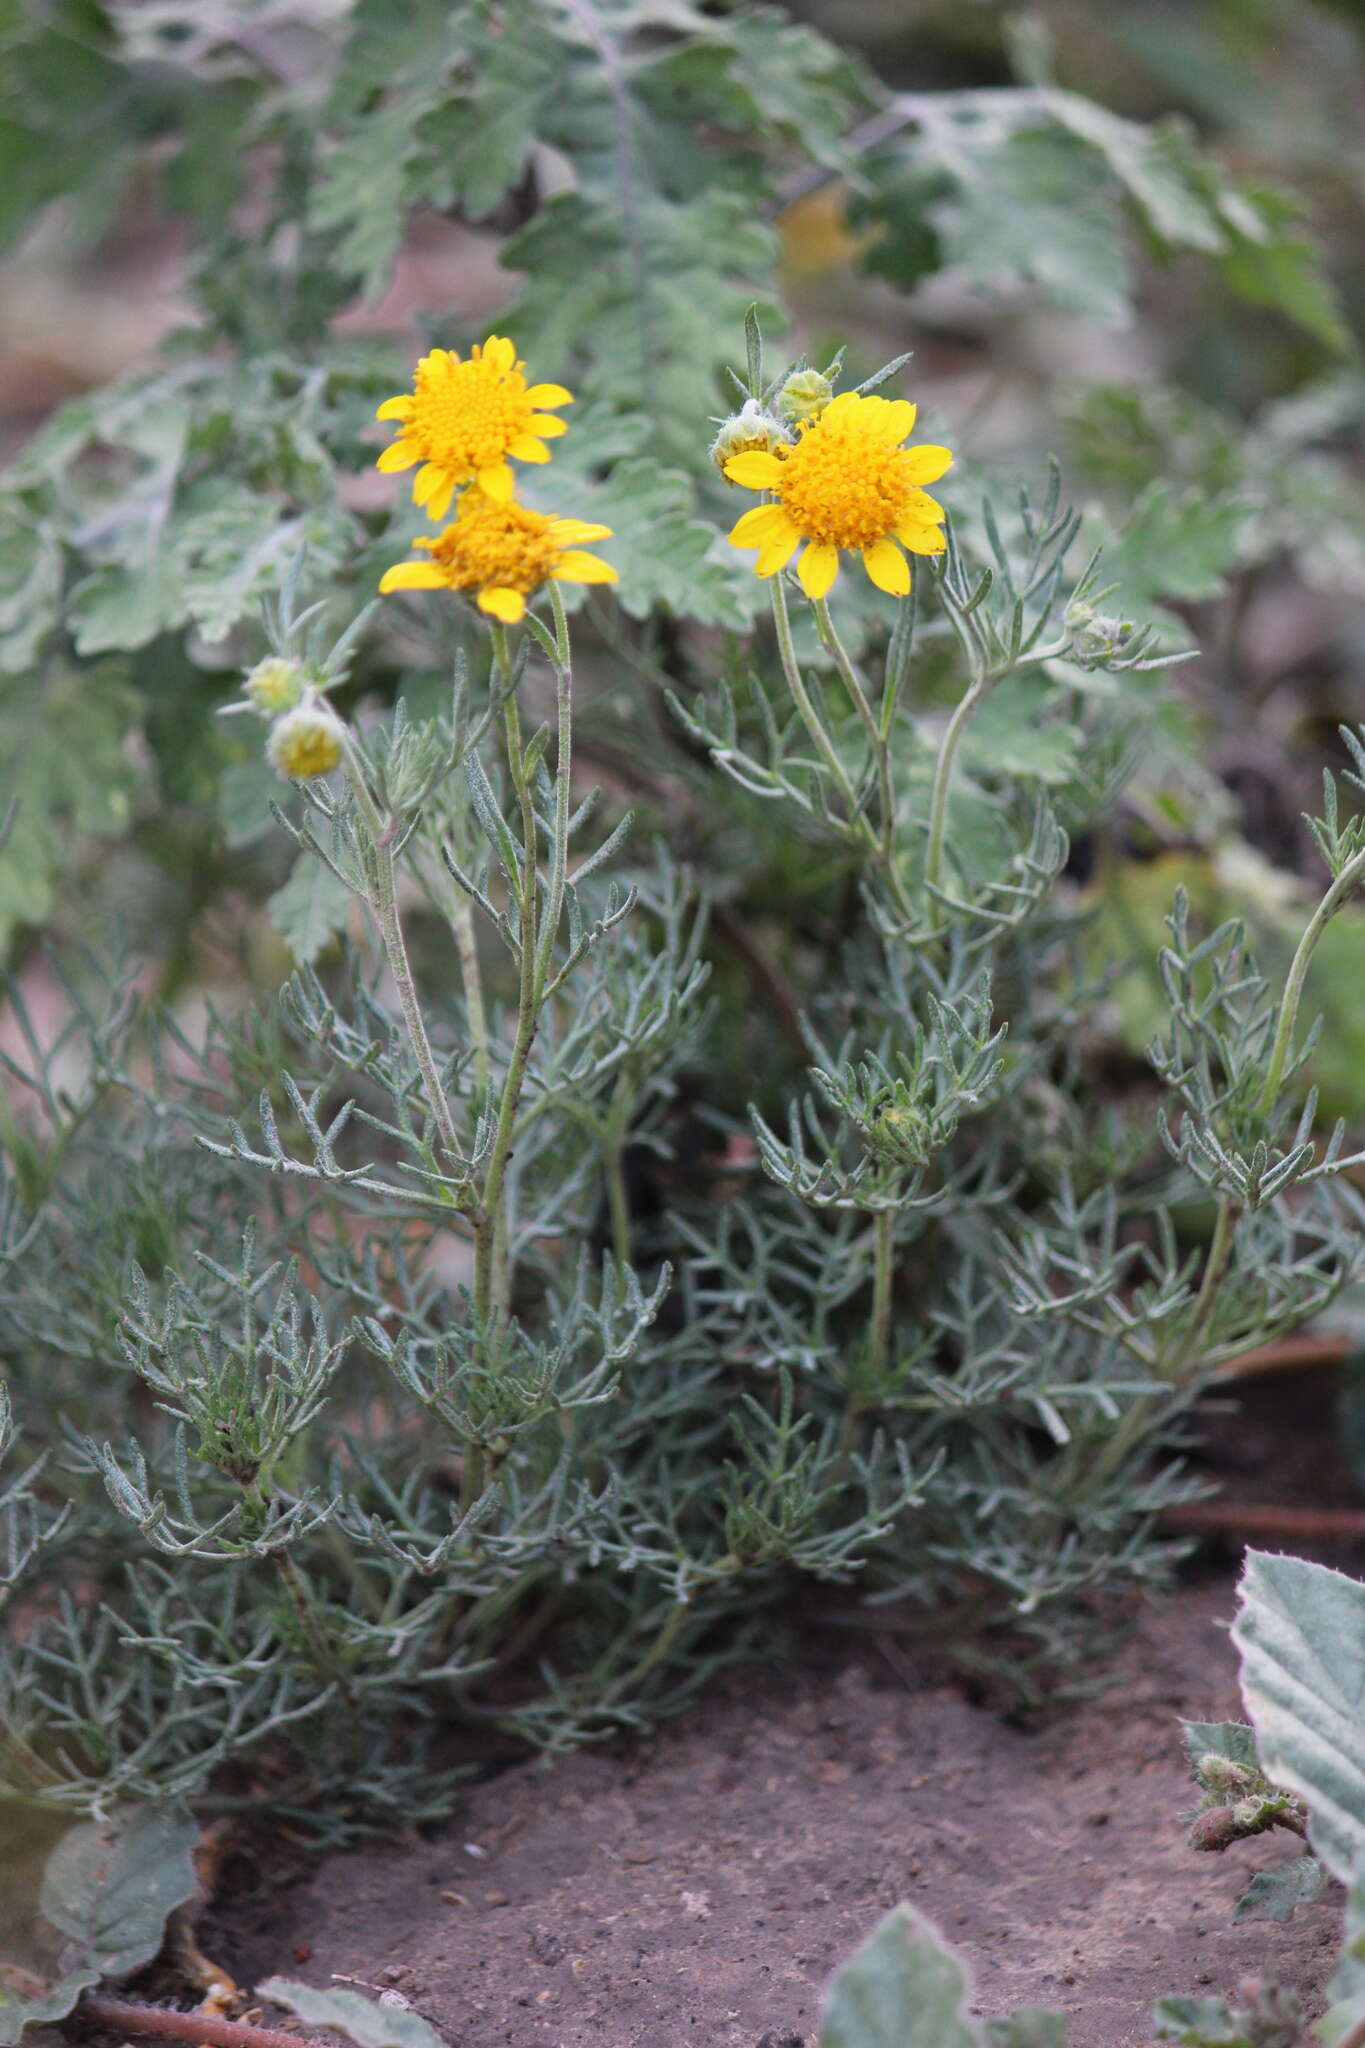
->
[904,488,944,524]
[755,529,801,576]
[507,435,551,462]
[478,586,526,621]
[477,462,515,502]
[896,522,947,556]
[416,349,451,376]
[823,391,860,419]
[550,519,614,544]
[412,462,447,505]
[798,543,840,600]
[482,336,517,373]
[376,396,412,422]
[903,445,953,484]
[379,561,448,593]
[527,414,568,438]
[376,442,417,473]
[861,539,911,596]
[525,383,573,408]
[880,399,917,441]
[724,450,786,489]
[554,551,618,585]
[728,504,797,548]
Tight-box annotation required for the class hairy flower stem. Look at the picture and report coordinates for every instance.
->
[603,1068,637,1268]
[342,737,461,1170]
[869,1209,895,1380]
[923,668,989,931]
[1259,842,1365,1115]
[268,1543,353,1706]
[473,616,576,1339]
[812,596,907,908]
[1175,1193,1238,1378]
[79,1997,320,2048]
[450,893,490,1100]
[769,576,864,824]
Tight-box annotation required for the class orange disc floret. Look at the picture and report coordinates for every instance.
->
[375,336,573,519]
[723,390,953,601]
[378,490,617,624]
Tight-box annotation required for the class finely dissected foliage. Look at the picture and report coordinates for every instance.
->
[1,0,1363,1853]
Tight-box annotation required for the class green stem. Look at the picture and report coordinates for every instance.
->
[1258,843,1365,1115]
[923,670,990,929]
[342,737,460,1168]
[869,1208,895,1380]
[534,583,574,994]
[1175,1193,1238,1380]
[813,593,904,892]
[268,1543,352,1705]
[472,628,541,1334]
[603,1069,636,1268]
[769,575,864,822]
[450,893,489,1100]
[812,595,880,750]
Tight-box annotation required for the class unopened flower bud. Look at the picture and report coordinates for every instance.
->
[710,398,790,475]
[268,703,345,780]
[1188,1804,1241,1852]
[777,367,834,426]
[245,656,307,717]
[1065,599,1135,669]
[868,1103,931,1168]
[1196,1754,1254,1798]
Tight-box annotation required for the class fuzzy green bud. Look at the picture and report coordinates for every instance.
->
[268,702,346,780]
[710,398,790,475]
[1196,1753,1254,1798]
[245,656,307,717]
[867,1102,932,1168]
[1065,599,1135,669]
[776,367,834,426]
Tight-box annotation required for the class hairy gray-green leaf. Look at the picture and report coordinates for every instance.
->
[0,1804,199,2046]
[1153,1994,1254,2048]
[259,1979,445,2048]
[269,853,353,965]
[819,1904,981,2048]
[1233,1549,1365,1884]
[1232,1854,1329,1923]
[984,2011,1068,2048]
[1319,1858,1365,2047]
[1181,1719,1260,1775]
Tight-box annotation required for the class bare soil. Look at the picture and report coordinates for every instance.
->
[200,1371,1363,2048]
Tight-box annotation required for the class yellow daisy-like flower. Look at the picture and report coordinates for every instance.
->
[378,489,617,624]
[375,336,573,519]
[724,390,953,600]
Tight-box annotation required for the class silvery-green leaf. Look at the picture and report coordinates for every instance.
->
[819,1904,981,2048]
[1233,1549,1365,1884]
[259,1979,446,2048]
[1232,1855,1329,1923]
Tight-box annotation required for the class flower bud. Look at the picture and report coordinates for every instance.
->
[1196,1754,1254,1798]
[777,367,834,426]
[1065,599,1135,669]
[710,398,790,475]
[868,1102,932,1168]
[1188,1804,1242,1852]
[267,702,346,780]
[245,656,307,717]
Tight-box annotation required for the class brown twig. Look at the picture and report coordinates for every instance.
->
[1213,1331,1352,1380]
[1159,1502,1365,1540]
[78,1994,319,2048]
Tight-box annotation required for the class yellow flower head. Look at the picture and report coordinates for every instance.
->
[244,655,306,717]
[375,337,573,519]
[378,490,617,625]
[268,703,345,780]
[724,390,953,601]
